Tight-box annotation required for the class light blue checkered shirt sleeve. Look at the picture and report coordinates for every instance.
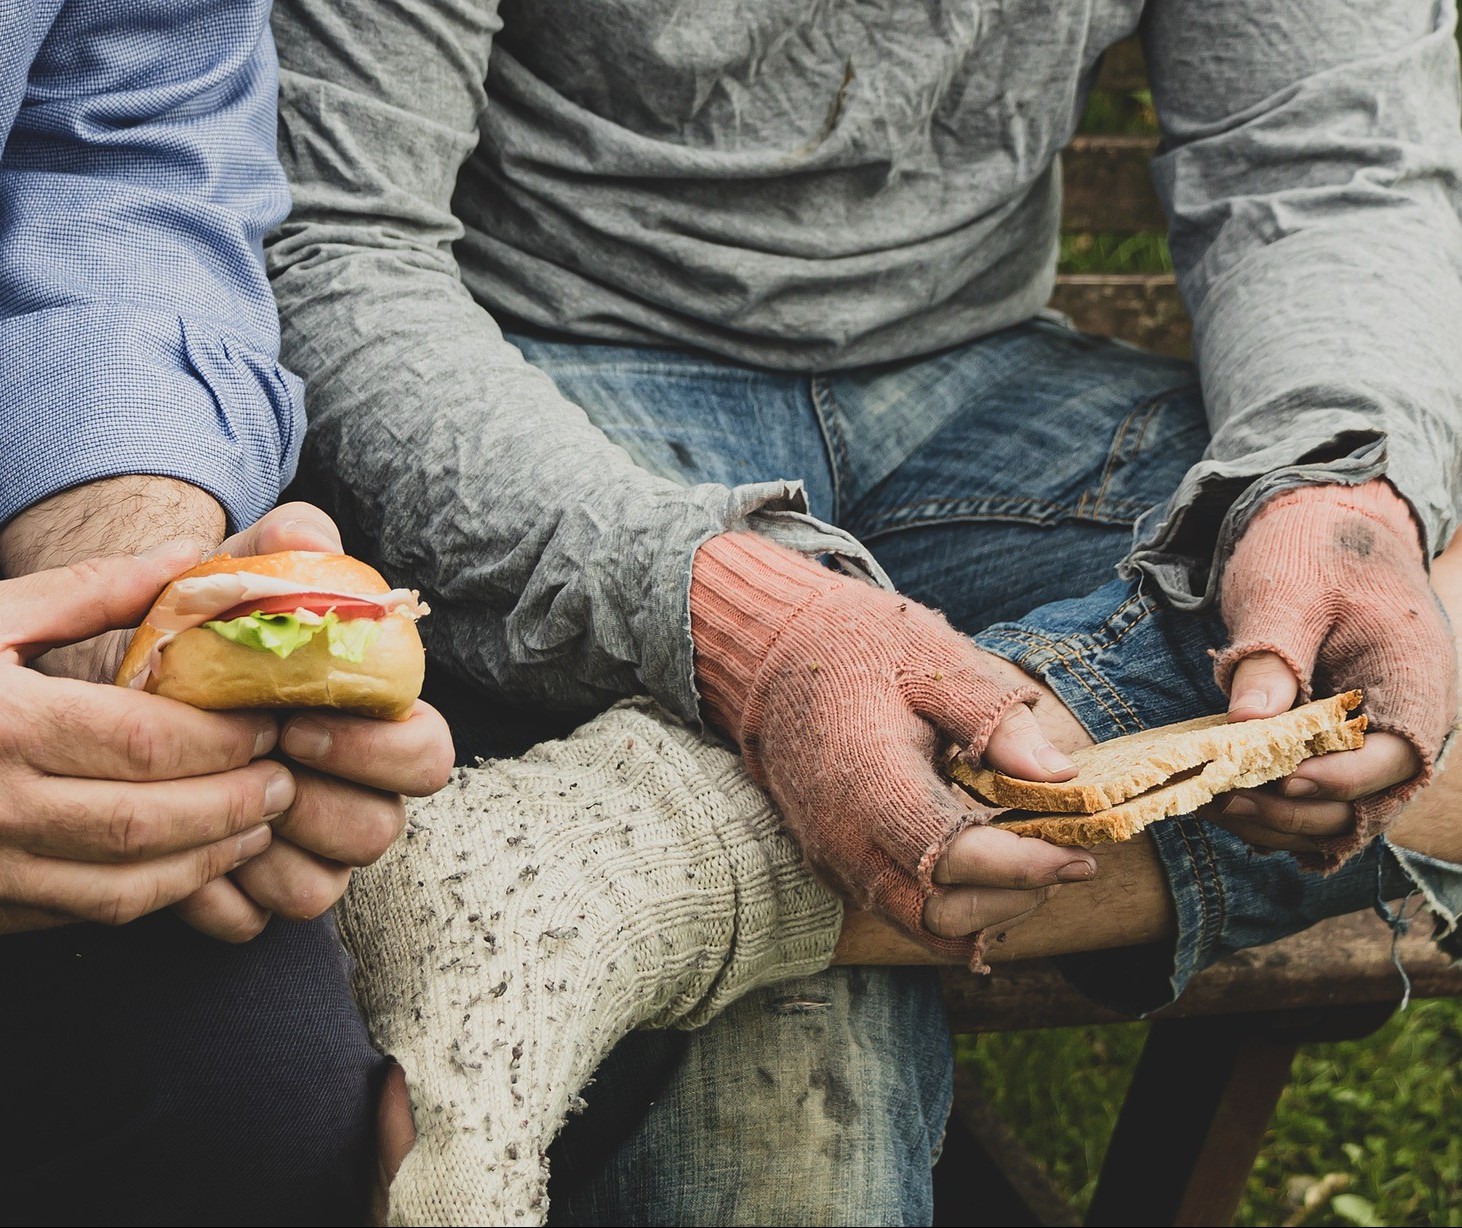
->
[0,1,303,533]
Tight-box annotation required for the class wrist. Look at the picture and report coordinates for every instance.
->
[1248,479,1423,558]
[0,476,225,578]
[689,532,845,738]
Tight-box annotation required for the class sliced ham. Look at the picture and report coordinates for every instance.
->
[128,571,427,690]
[149,571,424,633]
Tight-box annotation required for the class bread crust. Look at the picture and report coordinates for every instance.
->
[950,690,1364,812]
[991,716,1366,845]
[945,691,1368,847]
[145,616,424,719]
[115,552,423,718]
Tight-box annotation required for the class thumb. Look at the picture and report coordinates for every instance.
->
[981,702,1078,781]
[1225,651,1302,722]
[217,501,343,559]
[0,538,202,663]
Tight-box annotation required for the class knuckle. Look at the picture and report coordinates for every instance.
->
[95,882,155,928]
[277,873,343,922]
[218,910,270,944]
[0,692,27,757]
[352,797,406,865]
[1003,864,1044,890]
[0,854,36,911]
[1265,800,1306,835]
[411,742,456,797]
[271,499,331,528]
[103,802,154,861]
[119,710,168,777]
[1013,853,1066,890]
[222,771,267,830]
[63,555,112,592]
[1323,763,1363,800]
[926,891,974,938]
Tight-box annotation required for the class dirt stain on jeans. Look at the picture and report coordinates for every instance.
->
[808,1065,859,1129]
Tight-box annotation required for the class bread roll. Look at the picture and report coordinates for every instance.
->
[116,551,425,720]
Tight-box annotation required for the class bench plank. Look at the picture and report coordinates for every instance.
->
[1094,38,1148,94]
[1061,135,1165,234]
[1050,273,1191,357]
[943,909,1462,1033]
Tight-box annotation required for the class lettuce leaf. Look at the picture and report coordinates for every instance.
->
[324,616,380,662]
[203,611,381,663]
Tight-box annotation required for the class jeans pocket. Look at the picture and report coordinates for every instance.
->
[1084,381,1209,525]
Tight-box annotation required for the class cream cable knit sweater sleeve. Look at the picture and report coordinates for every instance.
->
[337,700,843,1225]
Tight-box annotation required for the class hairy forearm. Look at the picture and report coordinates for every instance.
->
[0,477,225,684]
[0,476,225,577]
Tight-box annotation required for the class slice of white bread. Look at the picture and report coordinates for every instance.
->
[946,691,1366,847]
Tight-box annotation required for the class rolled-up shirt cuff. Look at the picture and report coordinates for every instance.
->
[1120,430,1422,611]
[666,478,892,727]
[0,305,303,533]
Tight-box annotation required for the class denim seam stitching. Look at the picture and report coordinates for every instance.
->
[983,628,1145,734]
[981,587,1159,716]
[1087,391,1168,517]
[1055,643,1147,733]
[807,377,851,523]
[856,493,1151,539]
[990,588,1155,657]
[1173,819,1217,961]
[1197,822,1228,946]
[982,629,1130,724]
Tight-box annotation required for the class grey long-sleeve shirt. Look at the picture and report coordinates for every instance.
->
[267,0,1462,721]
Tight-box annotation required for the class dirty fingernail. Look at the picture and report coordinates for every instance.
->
[235,824,271,863]
[1224,795,1258,818]
[283,718,331,761]
[1057,859,1096,882]
[1035,744,1076,774]
[1231,689,1269,714]
[264,770,296,815]
[1282,777,1319,798]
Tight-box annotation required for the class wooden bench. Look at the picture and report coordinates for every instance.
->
[931,41,1462,1227]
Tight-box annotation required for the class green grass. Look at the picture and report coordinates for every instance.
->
[1079,87,1158,136]
[1061,87,1172,275]
[1058,232,1172,275]
[960,999,1462,1226]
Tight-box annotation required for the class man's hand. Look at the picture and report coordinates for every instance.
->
[169,503,454,940]
[0,543,288,934]
[691,532,1094,958]
[2,479,454,940]
[1212,479,1457,861]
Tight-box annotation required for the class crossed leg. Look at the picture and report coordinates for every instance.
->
[835,530,1462,967]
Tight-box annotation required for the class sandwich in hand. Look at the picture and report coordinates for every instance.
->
[116,551,428,719]
[947,691,1366,845]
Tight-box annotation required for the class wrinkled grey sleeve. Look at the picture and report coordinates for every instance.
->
[1128,0,1462,606]
[265,0,882,719]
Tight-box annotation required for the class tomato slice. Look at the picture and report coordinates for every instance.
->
[213,593,389,622]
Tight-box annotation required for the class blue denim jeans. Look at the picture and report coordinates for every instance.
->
[499,317,1462,1227]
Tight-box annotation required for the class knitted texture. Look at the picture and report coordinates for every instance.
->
[337,700,842,1226]
[692,531,1039,963]
[1215,480,1458,865]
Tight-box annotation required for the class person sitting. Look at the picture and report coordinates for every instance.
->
[265,1,1462,1222]
[0,6,453,1222]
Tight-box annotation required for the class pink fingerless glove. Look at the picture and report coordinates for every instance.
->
[691,531,1039,959]
[1216,480,1458,863]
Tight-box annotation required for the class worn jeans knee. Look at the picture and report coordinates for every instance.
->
[548,966,953,1227]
